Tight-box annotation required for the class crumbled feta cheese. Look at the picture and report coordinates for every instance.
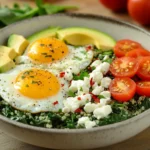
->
[100,62,110,74]
[69,77,90,95]
[93,105,112,119]
[91,60,102,68]
[78,117,96,129]
[92,86,104,95]
[92,82,98,89]
[63,97,79,112]
[62,94,91,113]
[100,98,111,106]
[90,71,103,84]
[101,77,112,88]
[78,117,89,124]
[64,69,73,81]
[84,102,99,113]
[62,107,70,113]
[100,91,111,99]
[95,62,110,74]
[85,120,96,129]
[79,94,91,106]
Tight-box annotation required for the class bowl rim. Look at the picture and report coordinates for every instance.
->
[0,13,150,133]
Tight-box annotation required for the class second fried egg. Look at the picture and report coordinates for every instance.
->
[15,37,94,72]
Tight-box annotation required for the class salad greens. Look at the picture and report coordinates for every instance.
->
[0,0,78,27]
[0,95,150,129]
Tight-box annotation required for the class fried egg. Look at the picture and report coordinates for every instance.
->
[15,37,94,72]
[0,65,69,113]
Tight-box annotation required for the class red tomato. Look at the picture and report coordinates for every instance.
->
[136,81,150,96]
[109,77,136,102]
[136,56,150,80]
[110,57,139,78]
[99,0,127,11]
[126,48,150,58]
[128,0,150,25]
[114,39,143,57]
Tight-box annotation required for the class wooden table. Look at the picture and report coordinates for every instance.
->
[1,0,150,150]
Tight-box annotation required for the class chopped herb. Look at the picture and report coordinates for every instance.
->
[98,95,105,99]
[73,70,89,80]
[73,56,82,61]
[21,76,25,79]
[41,52,47,55]
[32,80,39,84]
[80,87,83,92]
[45,55,52,57]
[68,90,76,97]
[40,44,45,46]
[26,84,29,87]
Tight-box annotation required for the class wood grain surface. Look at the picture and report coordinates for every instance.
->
[0,0,150,150]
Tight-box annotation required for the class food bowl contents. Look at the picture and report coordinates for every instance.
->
[0,26,150,129]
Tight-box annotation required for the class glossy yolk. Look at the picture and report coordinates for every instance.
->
[14,69,60,99]
[28,38,69,63]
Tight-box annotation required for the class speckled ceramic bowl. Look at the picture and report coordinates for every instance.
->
[0,14,150,149]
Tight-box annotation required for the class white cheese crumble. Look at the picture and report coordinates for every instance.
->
[90,71,103,84]
[100,91,111,99]
[94,62,110,74]
[78,117,96,129]
[93,105,112,119]
[62,94,91,113]
[92,86,104,95]
[84,102,99,113]
[90,60,102,68]
[69,77,90,95]
[101,77,112,88]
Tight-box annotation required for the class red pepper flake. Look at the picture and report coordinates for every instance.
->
[90,92,100,103]
[77,97,81,101]
[90,78,95,86]
[86,45,92,51]
[75,108,82,113]
[59,72,65,78]
[53,101,58,105]
[61,84,64,87]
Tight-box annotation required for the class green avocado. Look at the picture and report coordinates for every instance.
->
[57,27,116,50]
[27,26,60,43]
[7,34,29,55]
[0,46,17,73]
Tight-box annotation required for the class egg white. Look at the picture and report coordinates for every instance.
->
[0,65,69,113]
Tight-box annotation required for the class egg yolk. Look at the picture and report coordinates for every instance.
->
[28,38,69,63]
[14,69,60,99]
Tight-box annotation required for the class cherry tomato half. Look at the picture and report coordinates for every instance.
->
[136,81,150,96]
[114,39,143,57]
[126,48,150,58]
[137,56,150,80]
[99,0,128,12]
[109,77,136,102]
[128,0,150,25]
[110,57,139,78]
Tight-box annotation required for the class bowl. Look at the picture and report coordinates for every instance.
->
[0,13,150,149]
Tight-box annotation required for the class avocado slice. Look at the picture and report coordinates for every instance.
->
[27,26,60,43]
[7,34,29,55]
[57,27,116,50]
[0,46,17,73]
